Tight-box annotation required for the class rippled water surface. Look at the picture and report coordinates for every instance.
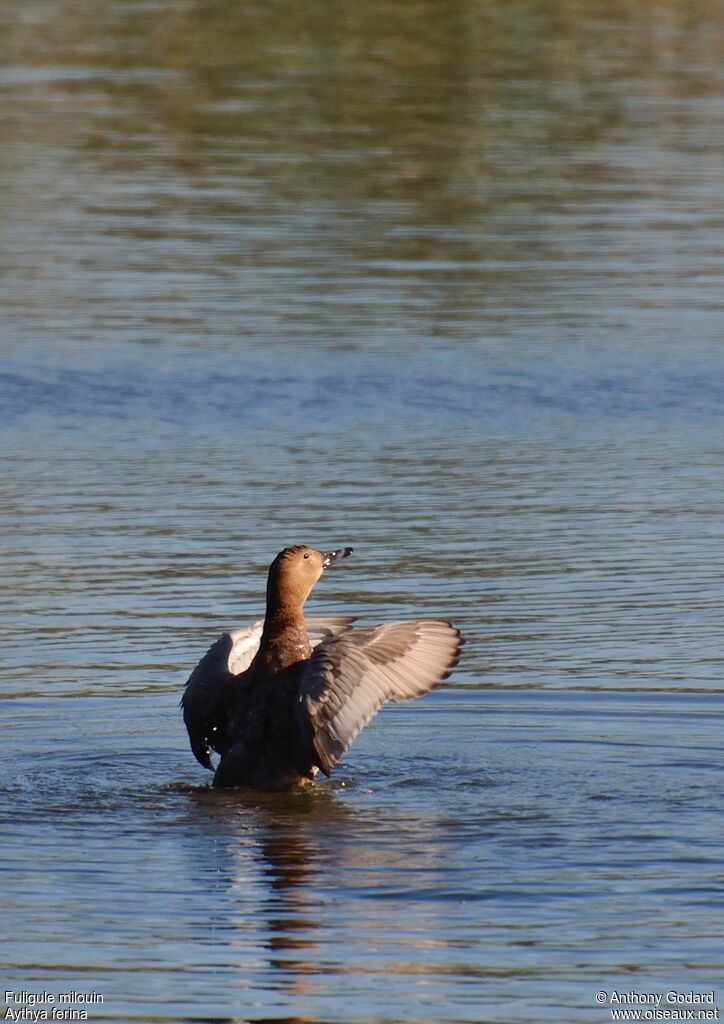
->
[2,1,724,1021]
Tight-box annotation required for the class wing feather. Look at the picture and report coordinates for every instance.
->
[296,620,463,774]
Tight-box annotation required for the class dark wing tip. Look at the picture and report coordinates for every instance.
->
[437,622,465,681]
[182,693,214,770]
[191,740,213,771]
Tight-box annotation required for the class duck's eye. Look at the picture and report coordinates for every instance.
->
[303,552,310,559]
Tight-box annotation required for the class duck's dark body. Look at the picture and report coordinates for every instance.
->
[182,546,463,790]
[207,627,317,790]
[214,685,311,788]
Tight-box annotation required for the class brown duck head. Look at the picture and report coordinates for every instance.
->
[266,545,353,616]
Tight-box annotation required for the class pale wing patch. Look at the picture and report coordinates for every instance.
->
[226,622,264,674]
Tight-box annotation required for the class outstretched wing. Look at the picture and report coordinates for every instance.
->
[182,616,356,769]
[296,620,463,775]
[181,622,263,769]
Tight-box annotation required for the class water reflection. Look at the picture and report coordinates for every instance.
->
[187,788,342,999]
[184,783,464,1007]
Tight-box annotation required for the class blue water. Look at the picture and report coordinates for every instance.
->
[2,1,724,1021]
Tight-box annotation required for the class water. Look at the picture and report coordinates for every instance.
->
[1,1,724,1021]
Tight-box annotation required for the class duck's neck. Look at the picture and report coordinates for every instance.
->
[255,599,312,675]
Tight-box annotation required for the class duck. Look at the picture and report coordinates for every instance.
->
[182,545,463,790]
